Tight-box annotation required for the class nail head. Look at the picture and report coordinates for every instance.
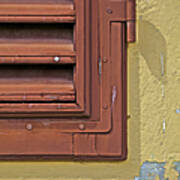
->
[103,57,108,63]
[26,123,33,131]
[54,56,60,62]
[79,124,85,130]
[106,8,113,14]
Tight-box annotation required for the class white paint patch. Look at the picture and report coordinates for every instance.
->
[163,120,166,133]
[112,86,117,105]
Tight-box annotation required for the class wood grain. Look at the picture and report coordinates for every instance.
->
[0,57,76,64]
[0,0,74,16]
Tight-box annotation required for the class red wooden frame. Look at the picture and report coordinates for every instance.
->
[0,0,89,117]
[0,0,136,160]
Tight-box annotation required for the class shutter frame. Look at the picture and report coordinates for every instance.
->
[0,0,135,160]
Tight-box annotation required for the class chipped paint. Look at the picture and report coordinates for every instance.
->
[134,162,166,180]
[162,120,166,134]
[135,162,180,180]
[176,109,180,114]
[112,86,117,106]
[174,163,180,180]
[98,57,102,78]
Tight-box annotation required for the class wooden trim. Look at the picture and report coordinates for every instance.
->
[0,1,75,16]
[0,57,76,65]
[0,16,75,23]
[0,94,75,102]
[0,43,74,56]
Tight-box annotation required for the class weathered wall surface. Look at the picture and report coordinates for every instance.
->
[0,0,179,179]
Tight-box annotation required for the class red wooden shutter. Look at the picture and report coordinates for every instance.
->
[0,0,135,160]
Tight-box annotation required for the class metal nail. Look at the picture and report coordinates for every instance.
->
[26,123,33,131]
[79,124,85,130]
[54,56,60,62]
[106,8,113,14]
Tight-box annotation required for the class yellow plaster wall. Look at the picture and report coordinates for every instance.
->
[0,0,179,179]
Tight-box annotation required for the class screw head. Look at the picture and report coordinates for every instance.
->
[54,56,60,62]
[79,124,85,130]
[103,57,108,63]
[26,123,33,131]
[106,8,113,14]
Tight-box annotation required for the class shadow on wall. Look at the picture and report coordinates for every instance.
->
[138,19,167,82]
[134,20,169,180]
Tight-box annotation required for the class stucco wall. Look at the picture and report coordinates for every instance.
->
[0,0,179,179]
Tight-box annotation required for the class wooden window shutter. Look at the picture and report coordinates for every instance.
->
[0,0,135,160]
